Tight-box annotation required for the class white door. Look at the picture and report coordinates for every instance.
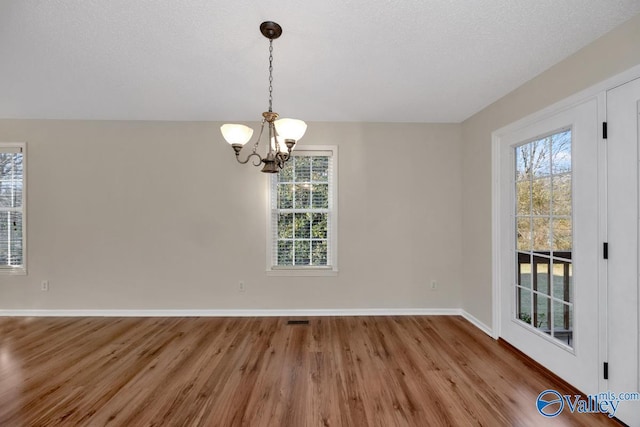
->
[496,98,601,395]
[607,77,640,426]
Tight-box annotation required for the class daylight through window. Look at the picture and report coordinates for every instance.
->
[0,144,26,274]
[514,129,572,347]
[269,147,337,274]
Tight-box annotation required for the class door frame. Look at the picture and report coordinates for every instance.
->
[491,62,640,393]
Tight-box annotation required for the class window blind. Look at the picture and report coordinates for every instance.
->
[0,145,25,270]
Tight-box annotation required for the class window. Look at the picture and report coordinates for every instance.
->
[0,143,26,274]
[514,129,572,346]
[267,146,337,276]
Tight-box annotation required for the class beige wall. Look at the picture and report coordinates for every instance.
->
[0,120,462,311]
[3,13,639,318]
[461,13,640,326]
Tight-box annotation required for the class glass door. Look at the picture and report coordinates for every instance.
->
[495,97,600,395]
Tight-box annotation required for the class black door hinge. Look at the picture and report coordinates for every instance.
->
[603,242,609,259]
[603,122,608,139]
[604,362,609,380]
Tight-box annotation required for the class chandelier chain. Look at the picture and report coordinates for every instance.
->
[268,39,274,113]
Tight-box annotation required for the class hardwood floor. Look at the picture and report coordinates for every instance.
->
[0,316,622,426]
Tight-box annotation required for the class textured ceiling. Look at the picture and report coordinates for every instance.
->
[1,0,639,123]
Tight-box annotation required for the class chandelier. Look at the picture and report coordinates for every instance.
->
[221,21,307,173]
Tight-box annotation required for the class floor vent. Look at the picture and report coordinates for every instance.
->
[287,320,310,325]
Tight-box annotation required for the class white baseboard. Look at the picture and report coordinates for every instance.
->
[0,308,494,337]
[0,308,462,318]
[461,310,493,337]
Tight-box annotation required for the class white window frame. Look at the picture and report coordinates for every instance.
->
[0,142,27,275]
[266,145,338,276]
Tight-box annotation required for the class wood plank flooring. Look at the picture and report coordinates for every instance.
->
[0,316,622,426]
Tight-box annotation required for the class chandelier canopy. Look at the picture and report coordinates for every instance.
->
[221,21,307,173]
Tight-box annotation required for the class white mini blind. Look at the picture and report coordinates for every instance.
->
[270,149,335,269]
[0,144,25,271]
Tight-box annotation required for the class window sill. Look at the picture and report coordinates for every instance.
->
[0,266,27,275]
[266,267,338,277]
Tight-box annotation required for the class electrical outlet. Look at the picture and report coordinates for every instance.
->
[41,280,49,291]
[239,281,246,293]
[430,280,437,290]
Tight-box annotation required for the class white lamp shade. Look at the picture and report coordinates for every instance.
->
[275,118,307,141]
[221,124,254,145]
